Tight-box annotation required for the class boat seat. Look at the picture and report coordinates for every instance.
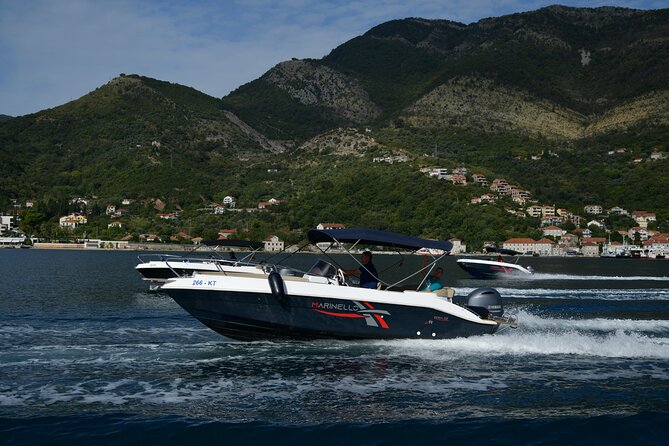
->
[434,287,455,298]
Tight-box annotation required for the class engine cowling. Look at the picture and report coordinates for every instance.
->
[466,287,503,319]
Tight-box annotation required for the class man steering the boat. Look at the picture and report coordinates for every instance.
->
[343,251,379,289]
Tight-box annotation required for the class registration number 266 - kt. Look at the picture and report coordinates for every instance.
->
[192,279,217,286]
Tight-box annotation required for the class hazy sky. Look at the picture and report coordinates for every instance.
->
[0,0,665,116]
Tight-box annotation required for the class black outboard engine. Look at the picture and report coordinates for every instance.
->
[466,287,503,319]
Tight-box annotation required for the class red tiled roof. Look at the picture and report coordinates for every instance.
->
[504,238,538,244]
[319,223,346,229]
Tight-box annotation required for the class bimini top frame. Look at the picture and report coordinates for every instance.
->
[307,228,453,290]
[307,228,453,252]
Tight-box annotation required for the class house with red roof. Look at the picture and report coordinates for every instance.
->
[632,211,656,229]
[503,238,556,256]
[218,229,237,239]
[316,223,346,230]
[542,226,566,238]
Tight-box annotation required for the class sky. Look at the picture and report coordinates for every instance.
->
[0,0,665,116]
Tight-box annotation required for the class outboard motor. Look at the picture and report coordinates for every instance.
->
[466,287,503,319]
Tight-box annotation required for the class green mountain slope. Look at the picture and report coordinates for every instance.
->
[0,75,278,201]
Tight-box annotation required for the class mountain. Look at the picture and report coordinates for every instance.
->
[0,75,286,201]
[0,115,12,123]
[223,5,669,142]
[1,5,668,242]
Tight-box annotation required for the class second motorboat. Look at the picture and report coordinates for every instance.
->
[457,247,534,278]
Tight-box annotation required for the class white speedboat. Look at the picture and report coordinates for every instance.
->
[161,228,517,340]
[457,248,534,278]
[135,239,264,290]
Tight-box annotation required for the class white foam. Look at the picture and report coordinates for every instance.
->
[517,310,669,333]
[457,287,669,300]
[524,273,669,282]
[368,311,669,360]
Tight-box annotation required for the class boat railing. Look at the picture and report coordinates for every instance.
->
[136,253,188,264]
[212,259,262,274]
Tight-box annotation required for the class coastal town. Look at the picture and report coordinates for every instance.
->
[1,173,666,258]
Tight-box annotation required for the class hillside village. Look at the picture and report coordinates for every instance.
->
[2,159,666,257]
[418,164,667,257]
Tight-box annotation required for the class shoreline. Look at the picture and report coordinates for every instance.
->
[4,243,665,259]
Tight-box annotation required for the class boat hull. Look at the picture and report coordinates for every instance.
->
[457,259,532,279]
[165,288,498,341]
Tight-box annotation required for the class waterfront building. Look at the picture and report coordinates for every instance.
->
[449,238,467,254]
[581,242,600,257]
[264,235,284,252]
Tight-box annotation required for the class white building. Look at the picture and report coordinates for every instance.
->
[503,238,555,256]
[542,226,566,238]
[608,206,628,216]
[449,238,467,254]
[0,236,26,246]
[316,223,346,230]
[581,242,600,257]
[1,215,16,232]
[223,196,236,208]
[587,220,606,230]
[526,205,543,218]
[632,211,656,229]
[264,235,284,252]
[472,173,488,187]
[425,168,449,180]
[584,205,603,215]
[628,227,649,241]
[59,213,88,228]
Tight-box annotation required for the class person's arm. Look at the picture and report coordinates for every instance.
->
[343,267,360,277]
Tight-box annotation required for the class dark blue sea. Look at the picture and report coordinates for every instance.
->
[1,249,668,445]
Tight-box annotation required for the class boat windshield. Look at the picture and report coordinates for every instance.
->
[306,260,338,278]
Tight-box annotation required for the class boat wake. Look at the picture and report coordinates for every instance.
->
[509,273,669,281]
[457,286,669,300]
[371,309,669,359]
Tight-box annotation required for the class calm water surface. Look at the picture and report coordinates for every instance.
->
[1,249,668,445]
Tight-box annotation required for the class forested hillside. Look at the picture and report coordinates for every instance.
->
[1,5,668,244]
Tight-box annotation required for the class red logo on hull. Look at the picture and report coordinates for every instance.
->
[312,300,390,328]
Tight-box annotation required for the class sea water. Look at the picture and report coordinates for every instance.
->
[0,250,668,445]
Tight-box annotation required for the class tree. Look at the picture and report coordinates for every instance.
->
[19,210,46,235]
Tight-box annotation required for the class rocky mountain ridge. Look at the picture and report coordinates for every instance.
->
[224,5,669,142]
